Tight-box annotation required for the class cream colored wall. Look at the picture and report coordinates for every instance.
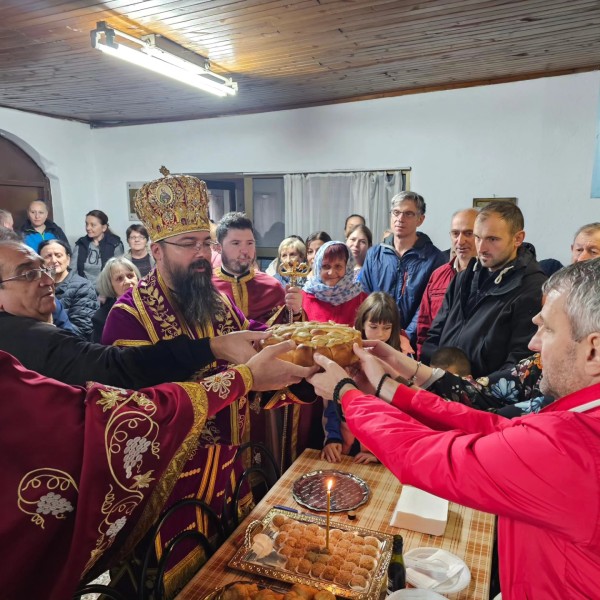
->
[1,70,598,264]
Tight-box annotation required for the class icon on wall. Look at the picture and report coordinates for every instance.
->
[127,182,146,221]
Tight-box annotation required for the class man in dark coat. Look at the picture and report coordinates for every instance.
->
[421,201,546,378]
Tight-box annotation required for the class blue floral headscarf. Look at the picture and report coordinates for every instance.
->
[303,241,364,306]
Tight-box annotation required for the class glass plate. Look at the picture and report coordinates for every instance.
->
[228,508,393,600]
[292,470,370,513]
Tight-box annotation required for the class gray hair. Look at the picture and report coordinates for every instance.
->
[0,240,30,285]
[0,209,12,225]
[573,222,600,240]
[391,191,426,215]
[96,256,140,298]
[543,257,600,341]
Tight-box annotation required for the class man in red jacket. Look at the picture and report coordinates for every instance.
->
[310,257,600,600]
[416,208,478,354]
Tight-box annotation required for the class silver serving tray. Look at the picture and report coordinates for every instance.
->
[228,508,392,600]
[292,470,370,513]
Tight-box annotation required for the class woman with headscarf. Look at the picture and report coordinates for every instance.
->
[281,241,368,465]
[300,241,367,324]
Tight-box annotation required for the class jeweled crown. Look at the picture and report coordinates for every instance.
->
[134,166,210,242]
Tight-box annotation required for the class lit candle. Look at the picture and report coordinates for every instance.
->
[326,478,333,550]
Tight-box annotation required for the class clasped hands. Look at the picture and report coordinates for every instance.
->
[209,330,318,391]
[210,330,402,395]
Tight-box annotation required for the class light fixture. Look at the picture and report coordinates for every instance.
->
[90,21,237,97]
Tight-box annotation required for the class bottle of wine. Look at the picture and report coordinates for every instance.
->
[387,534,406,593]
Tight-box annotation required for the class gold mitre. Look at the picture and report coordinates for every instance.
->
[134,166,210,242]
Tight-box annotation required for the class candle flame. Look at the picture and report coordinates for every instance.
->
[327,479,333,491]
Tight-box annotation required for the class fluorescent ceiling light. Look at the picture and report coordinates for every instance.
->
[91,21,237,98]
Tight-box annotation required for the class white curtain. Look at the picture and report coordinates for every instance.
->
[284,171,404,243]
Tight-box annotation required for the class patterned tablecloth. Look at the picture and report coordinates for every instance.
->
[177,449,495,600]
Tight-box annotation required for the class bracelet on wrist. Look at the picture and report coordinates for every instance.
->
[375,373,391,398]
[333,377,358,403]
[407,361,422,386]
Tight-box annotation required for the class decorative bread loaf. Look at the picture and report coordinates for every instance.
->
[261,321,362,367]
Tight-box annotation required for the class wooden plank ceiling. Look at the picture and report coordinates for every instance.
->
[0,0,598,127]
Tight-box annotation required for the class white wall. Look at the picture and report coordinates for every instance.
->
[0,108,95,242]
[2,71,598,265]
[91,71,600,265]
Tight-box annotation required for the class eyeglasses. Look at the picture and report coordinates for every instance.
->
[161,239,215,252]
[390,209,419,219]
[128,235,147,242]
[0,266,56,285]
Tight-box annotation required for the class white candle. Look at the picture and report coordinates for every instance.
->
[326,478,333,549]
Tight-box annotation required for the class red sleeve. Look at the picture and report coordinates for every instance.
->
[416,279,434,355]
[340,390,600,543]
[388,386,508,435]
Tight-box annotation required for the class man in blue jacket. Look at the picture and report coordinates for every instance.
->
[360,191,445,347]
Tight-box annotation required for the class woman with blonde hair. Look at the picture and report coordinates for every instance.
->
[270,235,307,288]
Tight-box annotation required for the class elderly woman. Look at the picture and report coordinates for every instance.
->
[282,240,368,463]
[269,235,308,288]
[124,223,155,277]
[39,239,98,339]
[297,241,367,324]
[91,257,140,342]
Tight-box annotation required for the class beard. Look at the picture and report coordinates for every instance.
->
[168,258,224,327]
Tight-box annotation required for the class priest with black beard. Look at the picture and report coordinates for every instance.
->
[102,168,316,596]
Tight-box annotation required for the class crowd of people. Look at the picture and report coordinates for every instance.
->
[1,176,600,600]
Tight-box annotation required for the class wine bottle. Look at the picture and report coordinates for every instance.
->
[387,534,406,592]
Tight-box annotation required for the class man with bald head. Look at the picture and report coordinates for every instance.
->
[19,199,69,253]
[416,208,478,355]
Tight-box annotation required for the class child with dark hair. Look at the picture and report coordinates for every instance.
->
[354,291,402,350]
[430,346,471,378]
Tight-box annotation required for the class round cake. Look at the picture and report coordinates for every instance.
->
[261,321,362,367]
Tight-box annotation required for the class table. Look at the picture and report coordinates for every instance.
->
[177,449,495,600]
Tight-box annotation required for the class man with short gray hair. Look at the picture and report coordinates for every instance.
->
[360,191,445,347]
[416,207,479,354]
[571,222,600,263]
[309,257,600,599]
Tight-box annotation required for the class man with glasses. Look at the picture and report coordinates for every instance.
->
[102,168,317,596]
[0,239,303,390]
[360,191,445,348]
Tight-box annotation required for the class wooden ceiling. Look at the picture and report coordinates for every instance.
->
[1,0,599,128]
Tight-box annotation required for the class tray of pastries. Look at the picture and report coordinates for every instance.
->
[228,509,393,600]
[260,321,362,367]
[204,581,336,600]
